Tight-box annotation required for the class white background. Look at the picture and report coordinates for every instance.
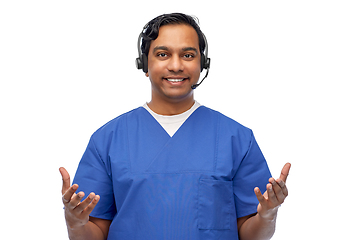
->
[1,0,359,239]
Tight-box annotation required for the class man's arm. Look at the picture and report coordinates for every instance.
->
[60,167,111,240]
[66,218,111,240]
[237,163,291,240]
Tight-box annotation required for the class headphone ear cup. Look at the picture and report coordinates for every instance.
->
[201,54,210,72]
[201,54,205,72]
[142,54,148,73]
[136,57,143,70]
[205,57,210,70]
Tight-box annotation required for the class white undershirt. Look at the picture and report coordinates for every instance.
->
[142,101,201,137]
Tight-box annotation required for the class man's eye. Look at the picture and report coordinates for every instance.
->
[157,53,168,57]
[183,54,194,59]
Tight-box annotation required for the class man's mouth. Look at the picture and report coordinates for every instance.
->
[166,78,185,82]
[164,78,188,83]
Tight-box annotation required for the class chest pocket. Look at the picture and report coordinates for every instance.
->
[198,178,233,230]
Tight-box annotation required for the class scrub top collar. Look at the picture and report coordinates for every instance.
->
[142,101,201,137]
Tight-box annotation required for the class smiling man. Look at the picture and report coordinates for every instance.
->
[146,23,202,115]
[60,13,291,240]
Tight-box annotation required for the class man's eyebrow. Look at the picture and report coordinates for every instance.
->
[153,46,169,53]
[182,47,198,54]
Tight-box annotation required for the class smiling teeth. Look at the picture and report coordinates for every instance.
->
[167,78,184,82]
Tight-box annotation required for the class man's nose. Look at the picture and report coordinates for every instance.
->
[167,55,184,72]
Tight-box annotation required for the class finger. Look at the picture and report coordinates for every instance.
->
[276,178,288,194]
[276,178,286,188]
[279,162,291,183]
[271,179,285,203]
[282,184,289,197]
[254,187,266,204]
[74,192,96,213]
[62,183,79,203]
[81,195,100,217]
[59,167,71,195]
[68,191,85,209]
[267,183,278,204]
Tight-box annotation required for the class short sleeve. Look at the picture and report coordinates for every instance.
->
[72,136,116,220]
[233,132,272,218]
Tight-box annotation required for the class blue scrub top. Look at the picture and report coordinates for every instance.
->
[73,106,271,239]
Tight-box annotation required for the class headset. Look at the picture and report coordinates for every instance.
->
[135,28,210,89]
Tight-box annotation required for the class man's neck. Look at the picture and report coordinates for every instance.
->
[147,97,195,116]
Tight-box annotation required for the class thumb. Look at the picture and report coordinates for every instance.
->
[279,162,291,183]
[59,167,71,195]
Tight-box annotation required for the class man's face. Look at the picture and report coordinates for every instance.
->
[146,24,201,103]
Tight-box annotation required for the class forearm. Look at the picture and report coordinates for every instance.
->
[239,212,277,240]
[67,221,105,240]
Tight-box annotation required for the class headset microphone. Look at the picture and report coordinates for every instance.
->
[191,64,210,89]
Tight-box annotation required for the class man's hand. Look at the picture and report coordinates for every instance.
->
[60,167,100,229]
[254,163,291,220]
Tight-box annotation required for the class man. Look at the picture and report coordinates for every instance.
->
[60,13,291,240]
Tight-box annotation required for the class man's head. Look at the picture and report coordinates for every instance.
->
[138,13,208,107]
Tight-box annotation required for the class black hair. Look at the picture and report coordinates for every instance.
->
[140,13,206,57]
